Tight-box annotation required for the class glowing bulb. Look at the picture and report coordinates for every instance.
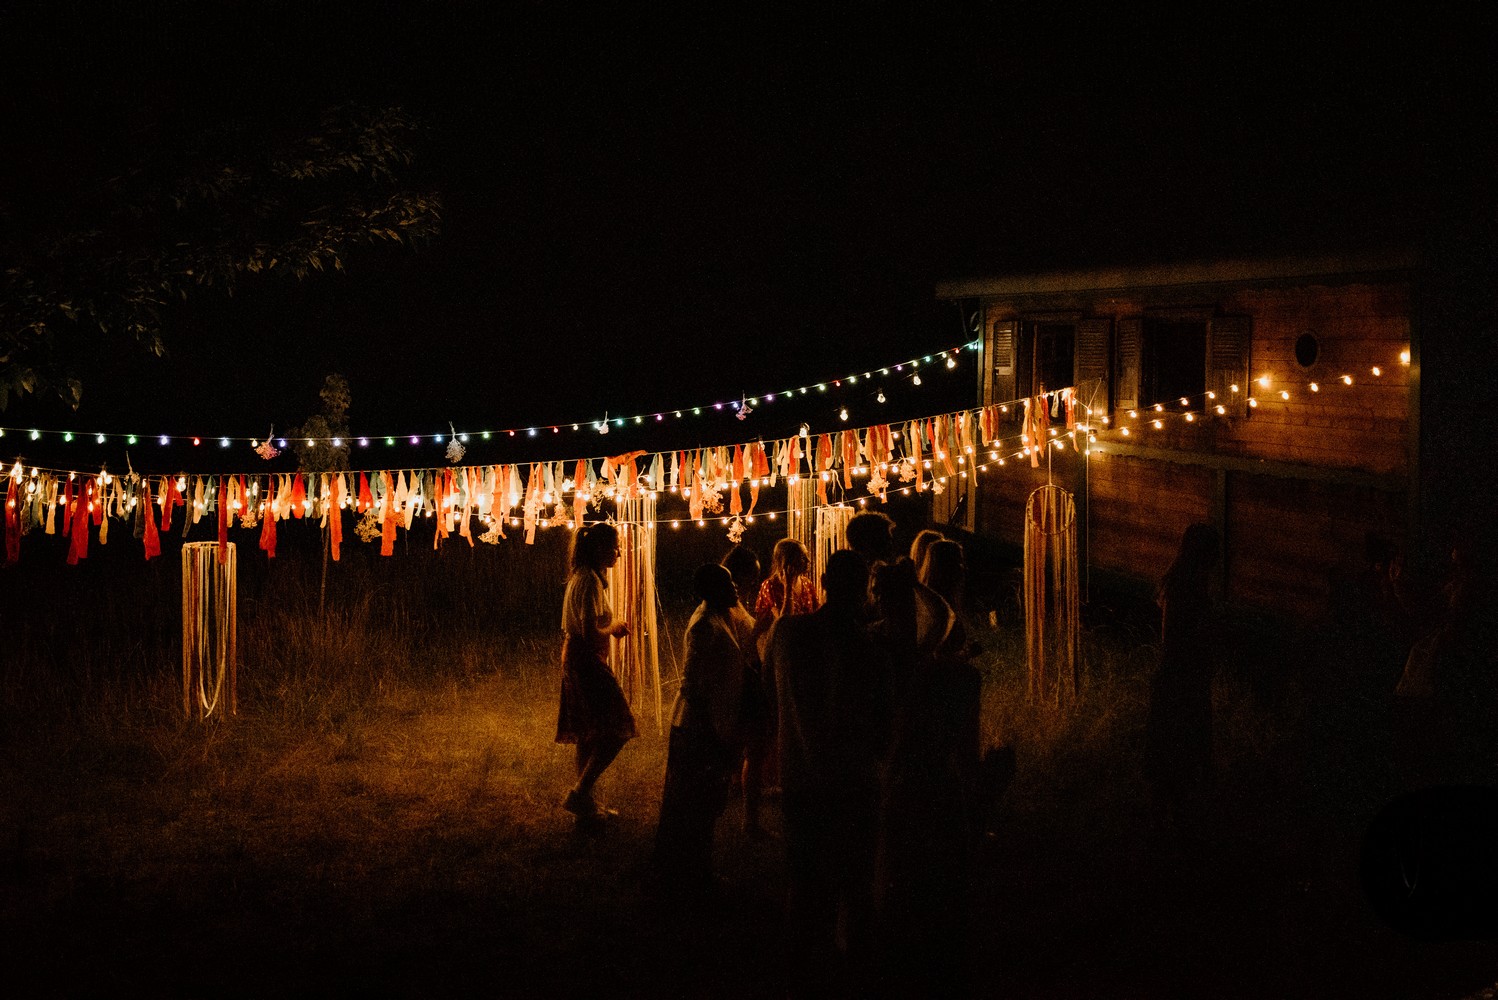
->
[1184,413,1196,422]
[839,407,848,421]
[95,433,105,444]
[220,438,230,448]
[1280,390,1290,400]
[30,430,39,441]
[913,375,922,386]
[1152,419,1163,429]
[1258,376,1271,388]
[1249,398,1259,408]
[877,390,886,403]
[1179,397,1190,407]
[1372,367,1382,376]
[1400,350,1410,365]
[1215,405,1226,415]
[1341,375,1353,385]
[1309,383,1319,393]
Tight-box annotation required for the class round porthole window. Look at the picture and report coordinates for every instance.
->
[1295,332,1320,369]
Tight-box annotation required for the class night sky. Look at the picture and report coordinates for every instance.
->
[2,4,1492,470]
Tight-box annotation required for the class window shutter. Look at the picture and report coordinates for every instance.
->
[1115,317,1141,412]
[1074,316,1111,413]
[988,319,1017,405]
[1208,315,1251,418]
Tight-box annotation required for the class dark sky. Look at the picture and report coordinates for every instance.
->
[2,3,1492,469]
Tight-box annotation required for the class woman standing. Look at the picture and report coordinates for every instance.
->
[746,538,817,837]
[1144,523,1221,833]
[652,564,747,895]
[556,523,635,825]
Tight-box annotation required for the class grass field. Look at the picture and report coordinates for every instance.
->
[1,524,1494,998]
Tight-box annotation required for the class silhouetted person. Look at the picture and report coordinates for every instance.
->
[652,564,746,897]
[555,523,634,827]
[720,545,770,836]
[881,545,981,995]
[768,550,892,999]
[909,527,944,577]
[1144,523,1220,835]
[1394,529,1498,786]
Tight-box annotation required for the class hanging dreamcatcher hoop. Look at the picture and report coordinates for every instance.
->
[181,542,237,719]
[608,492,663,731]
[1023,483,1079,707]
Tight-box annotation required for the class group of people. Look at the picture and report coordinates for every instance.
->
[552,513,984,996]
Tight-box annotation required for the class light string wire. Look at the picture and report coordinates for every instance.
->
[3,351,1409,535]
[0,340,983,449]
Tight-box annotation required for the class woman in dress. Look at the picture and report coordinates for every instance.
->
[651,564,747,894]
[555,523,635,825]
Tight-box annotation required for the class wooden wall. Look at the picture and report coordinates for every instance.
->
[972,279,1412,621]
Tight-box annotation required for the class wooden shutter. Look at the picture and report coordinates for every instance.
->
[1115,317,1141,412]
[988,318,1017,405]
[1074,316,1111,414]
[1208,315,1251,418]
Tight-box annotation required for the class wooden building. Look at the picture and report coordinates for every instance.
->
[935,249,1445,623]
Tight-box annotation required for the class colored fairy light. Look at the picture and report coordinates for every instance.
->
[192,437,201,446]
[359,438,369,447]
[946,356,956,369]
[459,434,469,442]
[95,433,105,444]
[159,434,169,445]
[277,438,287,448]
[63,432,73,442]
[220,438,230,448]
[386,437,395,446]
[30,430,39,440]
[127,436,137,445]
[483,431,491,440]
[839,407,849,421]
[913,375,922,386]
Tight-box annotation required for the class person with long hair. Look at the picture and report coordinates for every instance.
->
[746,537,816,837]
[1144,522,1220,833]
[555,522,635,826]
[651,564,747,896]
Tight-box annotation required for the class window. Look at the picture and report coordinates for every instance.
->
[1025,321,1075,395]
[1116,314,1249,417]
[1140,318,1207,407]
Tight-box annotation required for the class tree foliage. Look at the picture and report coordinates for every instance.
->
[292,374,352,475]
[0,104,441,410]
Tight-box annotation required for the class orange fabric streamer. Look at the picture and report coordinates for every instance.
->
[141,479,161,561]
[329,474,343,561]
[291,474,306,518]
[4,479,19,566]
[380,472,398,556]
[358,471,372,512]
[217,478,229,563]
[67,481,91,565]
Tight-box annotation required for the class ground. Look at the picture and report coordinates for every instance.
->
[3,660,1494,999]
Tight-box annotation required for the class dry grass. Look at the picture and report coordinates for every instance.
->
[1,532,1493,997]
